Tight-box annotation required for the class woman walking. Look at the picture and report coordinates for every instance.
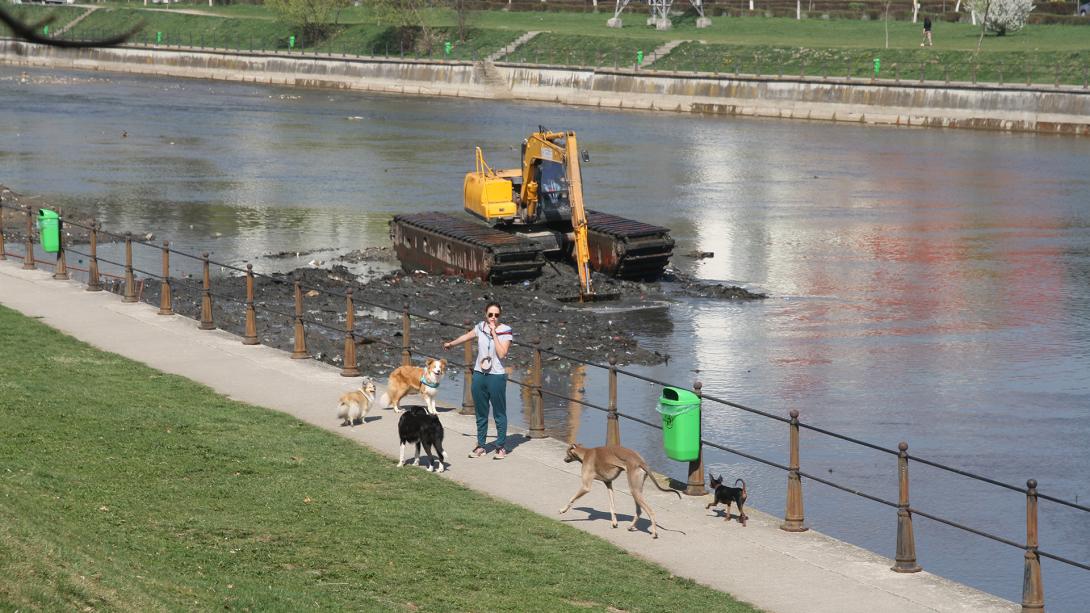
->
[443,302,513,459]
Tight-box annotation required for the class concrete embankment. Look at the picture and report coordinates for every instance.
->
[4,41,1089,135]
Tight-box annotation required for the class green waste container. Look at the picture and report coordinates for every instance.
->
[38,209,60,254]
[657,387,701,461]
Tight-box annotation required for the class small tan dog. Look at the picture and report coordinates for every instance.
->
[378,358,447,415]
[336,378,376,427]
[560,444,681,539]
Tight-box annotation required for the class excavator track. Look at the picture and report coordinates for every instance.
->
[390,212,545,283]
[585,210,675,280]
[391,211,674,284]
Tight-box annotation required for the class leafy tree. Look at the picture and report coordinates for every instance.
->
[268,0,351,41]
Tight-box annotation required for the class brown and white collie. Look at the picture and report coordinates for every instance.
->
[336,378,377,427]
[378,358,447,415]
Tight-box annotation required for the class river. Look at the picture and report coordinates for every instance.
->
[2,66,1088,609]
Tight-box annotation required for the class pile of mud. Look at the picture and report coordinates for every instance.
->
[128,248,765,381]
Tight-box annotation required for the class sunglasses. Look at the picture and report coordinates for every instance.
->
[486,312,500,318]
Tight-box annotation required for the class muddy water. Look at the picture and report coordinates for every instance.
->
[2,67,1088,609]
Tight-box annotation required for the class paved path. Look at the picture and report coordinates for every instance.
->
[0,261,1018,613]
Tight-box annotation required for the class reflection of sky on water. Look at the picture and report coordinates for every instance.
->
[3,67,1089,610]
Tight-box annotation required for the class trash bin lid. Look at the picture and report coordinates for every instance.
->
[659,386,700,406]
[38,208,58,220]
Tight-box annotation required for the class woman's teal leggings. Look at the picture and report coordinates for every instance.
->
[471,371,507,449]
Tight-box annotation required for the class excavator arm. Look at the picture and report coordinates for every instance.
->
[520,130,594,300]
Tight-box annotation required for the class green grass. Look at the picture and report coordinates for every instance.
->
[0,4,84,36]
[0,304,757,612]
[654,42,1090,85]
[40,5,1090,83]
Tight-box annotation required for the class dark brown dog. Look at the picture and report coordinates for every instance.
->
[707,473,747,526]
[560,444,681,539]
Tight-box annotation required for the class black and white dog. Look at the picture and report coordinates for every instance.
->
[397,406,447,472]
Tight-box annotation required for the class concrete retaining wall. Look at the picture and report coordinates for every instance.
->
[4,40,1089,136]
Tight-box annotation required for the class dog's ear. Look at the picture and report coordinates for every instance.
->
[440,358,447,369]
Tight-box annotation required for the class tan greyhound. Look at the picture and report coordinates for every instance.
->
[559,443,681,539]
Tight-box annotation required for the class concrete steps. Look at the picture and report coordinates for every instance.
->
[642,39,688,67]
[487,31,540,62]
[55,6,100,37]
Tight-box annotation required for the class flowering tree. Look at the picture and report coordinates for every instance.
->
[968,0,1035,36]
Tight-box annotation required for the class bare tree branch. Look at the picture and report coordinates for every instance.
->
[0,6,139,48]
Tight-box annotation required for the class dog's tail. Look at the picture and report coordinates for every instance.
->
[643,463,682,499]
[735,478,747,500]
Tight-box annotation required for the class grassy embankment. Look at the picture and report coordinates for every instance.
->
[0,304,757,612]
[9,4,1089,83]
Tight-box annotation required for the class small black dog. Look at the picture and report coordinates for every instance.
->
[707,473,748,526]
[397,406,447,472]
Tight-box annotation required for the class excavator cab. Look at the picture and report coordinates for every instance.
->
[534,159,572,223]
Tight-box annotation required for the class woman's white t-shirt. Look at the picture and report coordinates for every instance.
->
[474,321,512,374]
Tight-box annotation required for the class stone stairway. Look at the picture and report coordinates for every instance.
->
[487,31,540,62]
[473,60,511,96]
[55,6,100,37]
[642,39,688,67]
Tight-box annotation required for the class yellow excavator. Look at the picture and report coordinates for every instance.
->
[463,129,597,299]
[390,128,674,301]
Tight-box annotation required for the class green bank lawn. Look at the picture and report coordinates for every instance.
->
[0,304,757,612]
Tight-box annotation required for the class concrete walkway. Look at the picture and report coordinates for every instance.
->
[642,39,688,68]
[0,261,1017,613]
[487,31,540,62]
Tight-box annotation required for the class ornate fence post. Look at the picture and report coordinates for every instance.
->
[158,241,172,315]
[86,221,101,291]
[341,288,361,377]
[23,205,35,270]
[52,209,68,280]
[685,381,705,496]
[781,409,809,532]
[606,356,620,446]
[122,233,137,303]
[199,252,215,330]
[243,264,259,345]
[1022,479,1045,611]
[529,337,546,437]
[291,281,309,359]
[892,441,922,572]
[460,318,474,415]
[401,303,411,367]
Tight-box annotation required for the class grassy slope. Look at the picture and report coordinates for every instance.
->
[0,304,757,612]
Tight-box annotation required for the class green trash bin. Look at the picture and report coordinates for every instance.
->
[657,387,701,461]
[38,209,60,254]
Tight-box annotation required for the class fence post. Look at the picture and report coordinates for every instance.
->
[401,303,411,367]
[52,209,68,280]
[86,221,101,291]
[341,288,361,377]
[919,62,925,83]
[123,233,137,303]
[685,381,705,496]
[892,441,922,572]
[529,337,546,437]
[291,281,309,359]
[243,264,259,345]
[199,252,214,330]
[1021,479,1045,611]
[606,355,620,446]
[972,63,977,84]
[23,205,35,270]
[460,318,474,415]
[0,199,6,260]
[781,409,809,532]
[158,241,172,315]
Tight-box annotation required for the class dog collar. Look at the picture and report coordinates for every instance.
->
[420,375,440,389]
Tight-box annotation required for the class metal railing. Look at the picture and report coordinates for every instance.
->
[2,199,1088,609]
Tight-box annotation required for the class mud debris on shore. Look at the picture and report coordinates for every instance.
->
[124,247,765,382]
